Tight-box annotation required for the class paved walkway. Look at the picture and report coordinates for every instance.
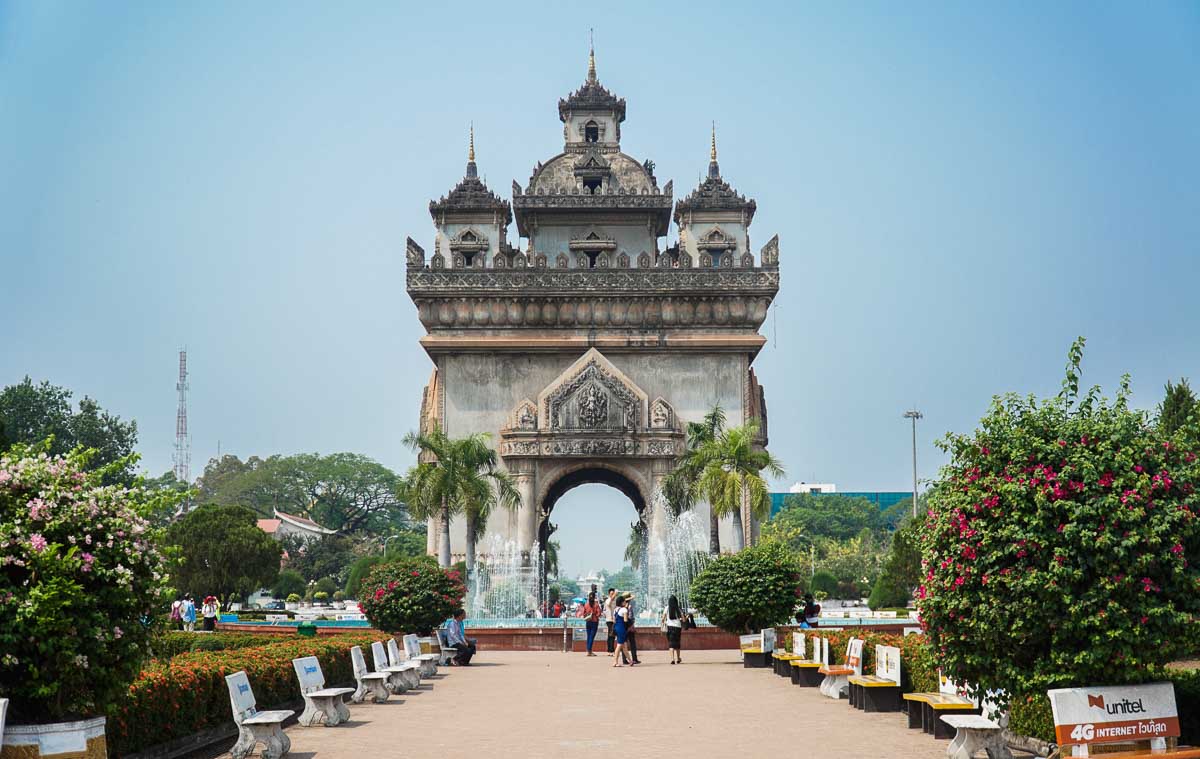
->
[252,650,947,759]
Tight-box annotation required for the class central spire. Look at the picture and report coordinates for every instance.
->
[587,29,597,83]
[466,123,478,179]
[708,122,720,179]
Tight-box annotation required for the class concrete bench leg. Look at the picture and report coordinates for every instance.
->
[233,724,290,759]
[298,695,348,727]
[353,679,389,704]
[821,674,848,700]
[945,728,1011,759]
[905,703,923,729]
[385,673,409,694]
[401,669,422,690]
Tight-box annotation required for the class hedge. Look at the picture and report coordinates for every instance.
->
[775,626,1200,745]
[109,632,388,756]
[149,632,288,660]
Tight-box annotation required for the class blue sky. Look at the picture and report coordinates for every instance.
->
[3,2,1198,576]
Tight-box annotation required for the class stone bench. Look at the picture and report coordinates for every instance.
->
[902,693,979,738]
[225,671,294,759]
[739,629,776,669]
[388,638,425,689]
[435,629,459,666]
[404,634,441,677]
[350,645,391,704]
[292,656,354,727]
[371,641,417,693]
[941,715,1011,759]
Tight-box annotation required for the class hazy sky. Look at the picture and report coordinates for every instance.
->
[3,2,1198,577]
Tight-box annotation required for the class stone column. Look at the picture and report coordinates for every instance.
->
[512,460,537,557]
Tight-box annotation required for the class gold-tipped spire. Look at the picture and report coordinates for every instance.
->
[468,122,475,162]
[587,29,597,83]
[710,121,717,161]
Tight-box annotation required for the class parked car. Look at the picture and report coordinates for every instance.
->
[264,600,286,611]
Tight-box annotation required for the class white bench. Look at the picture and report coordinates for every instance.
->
[371,641,415,693]
[336,613,366,621]
[386,638,423,690]
[435,629,458,666]
[818,637,863,700]
[226,671,294,759]
[940,715,1010,759]
[291,656,354,727]
[349,646,391,704]
[403,634,440,677]
[1048,682,1200,758]
[265,614,289,624]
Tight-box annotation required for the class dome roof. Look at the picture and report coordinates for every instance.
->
[527,150,659,195]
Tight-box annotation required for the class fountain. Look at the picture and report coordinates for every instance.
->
[468,533,543,620]
[643,490,709,614]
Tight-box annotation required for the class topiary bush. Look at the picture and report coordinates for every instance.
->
[357,556,465,635]
[313,591,329,603]
[286,593,301,603]
[689,540,804,634]
[918,339,1200,708]
[0,445,180,722]
[810,570,838,598]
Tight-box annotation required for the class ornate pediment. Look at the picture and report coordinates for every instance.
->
[537,348,647,431]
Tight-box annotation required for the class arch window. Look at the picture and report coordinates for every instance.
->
[585,120,599,143]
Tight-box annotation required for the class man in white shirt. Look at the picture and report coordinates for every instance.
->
[603,588,616,654]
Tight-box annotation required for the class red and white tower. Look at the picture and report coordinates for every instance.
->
[172,349,191,487]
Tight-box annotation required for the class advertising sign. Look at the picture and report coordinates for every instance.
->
[792,632,806,658]
[761,628,776,653]
[739,634,761,652]
[1048,682,1179,747]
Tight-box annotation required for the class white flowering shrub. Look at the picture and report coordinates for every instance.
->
[0,445,178,722]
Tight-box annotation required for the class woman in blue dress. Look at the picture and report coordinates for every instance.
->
[611,595,629,667]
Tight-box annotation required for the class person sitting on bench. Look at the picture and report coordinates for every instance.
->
[444,608,476,665]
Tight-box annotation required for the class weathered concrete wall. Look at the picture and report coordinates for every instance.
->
[437,348,747,552]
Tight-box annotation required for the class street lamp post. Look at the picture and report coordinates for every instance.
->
[903,409,923,518]
[794,534,816,578]
[382,534,402,556]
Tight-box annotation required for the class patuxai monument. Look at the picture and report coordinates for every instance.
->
[406,47,780,588]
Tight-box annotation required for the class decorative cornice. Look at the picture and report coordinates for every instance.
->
[407,266,778,295]
[498,430,682,459]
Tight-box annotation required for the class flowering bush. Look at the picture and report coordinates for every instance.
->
[110,632,386,756]
[918,339,1200,706]
[0,445,180,722]
[356,556,465,635]
[689,540,804,634]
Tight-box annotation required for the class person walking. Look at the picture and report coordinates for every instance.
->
[579,591,602,656]
[169,599,183,631]
[662,594,684,664]
[611,595,630,668]
[603,588,617,654]
[623,594,640,665]
[180,595,196,632]
[201,595,218,632]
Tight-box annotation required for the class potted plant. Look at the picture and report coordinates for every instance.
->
[313,591,329,606]
[285,593,301,610]
[0,446,179,758]
[332,590,346,609]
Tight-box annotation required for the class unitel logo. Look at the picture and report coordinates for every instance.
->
[1088,694,1146,715]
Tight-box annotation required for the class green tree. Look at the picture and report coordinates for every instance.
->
[279,533,358,585]
[314,577,338,596]
[193,452,407,534]
[696,419,784,551]
[1159,378,1197,435]
[810,570,838,597]
[919,338,1200,705]
[165,504,282,600]
[605,565,637,592]
[401,425,518,571]
[869,518,922,608]
[689,540,804,634]
[663,404,727,554]
[0,377,138,484]
[272,568,306,599]
[767,493,884,542]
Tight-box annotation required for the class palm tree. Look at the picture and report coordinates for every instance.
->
[623,520,648,571]
[696,419,785,551]
[662,404,727,554]
[401,425,519,570]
